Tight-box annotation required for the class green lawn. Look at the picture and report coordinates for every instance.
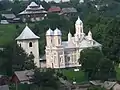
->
[116,66,120,80]
[0,24,25,46]
[61,67,120,84]
[61,68,86,84]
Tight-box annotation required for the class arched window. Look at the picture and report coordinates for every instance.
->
[58,38,60,44]
[19,44,21,47]
[29,42,32,47]
[51,39,52,43]
[30,51,32,54]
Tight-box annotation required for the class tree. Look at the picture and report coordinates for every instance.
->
[32,23,40,35]
[79,48,116,80]
[40,1,50,10]
[0,42,36,75]
[11,1,26,15]
[12,44,28,71]
[24,53,36,70]
[97,58,116,80]
[79,48,103,80]
[0,43,13,76]
[32,68,59,90]
[102,18,120,63]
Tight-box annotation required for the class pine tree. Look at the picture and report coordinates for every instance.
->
[24,52,36,70]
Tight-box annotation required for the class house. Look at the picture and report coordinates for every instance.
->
[48,6,61,13]
[61,7,77,17]
[102,81,120,90]
[0,85,9,90]
[1,14,16,20]
[11,70,34,84]
[90,80,120,90]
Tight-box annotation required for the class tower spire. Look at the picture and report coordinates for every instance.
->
[87,30,92,40]
[68,30,72,41]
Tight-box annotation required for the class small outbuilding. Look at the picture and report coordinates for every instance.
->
[61,7,77,17]
[11,70,34,84]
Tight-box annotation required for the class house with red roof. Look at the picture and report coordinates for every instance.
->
[48,6,61,13]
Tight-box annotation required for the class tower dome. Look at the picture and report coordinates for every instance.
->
[87,31,92,40]
[75,16,83,25]
[68,32,72,37]
[54,28,62,36]
[46,28,54,36]
[68,31,72,41]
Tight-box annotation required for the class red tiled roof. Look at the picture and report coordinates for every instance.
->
[48,6,61,12]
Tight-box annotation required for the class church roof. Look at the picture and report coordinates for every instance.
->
[79,39,101,48]
[14,70,34,82]
[40,5,44,9]
[62,37,101,49]
[19,10,47,15]
[19,2,47,15]
[29,2,39,7]
[16,25,40,40]
[46,28,54,36]
[62,40,76,49]
[54,28,62,36]
[61,7,77,13]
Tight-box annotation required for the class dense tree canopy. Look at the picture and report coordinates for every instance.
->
[79,48,116,80]
[31,68,59,90]
[0,42,36,76]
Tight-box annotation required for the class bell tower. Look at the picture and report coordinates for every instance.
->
[75,16,83,38]
[16,25,40,67]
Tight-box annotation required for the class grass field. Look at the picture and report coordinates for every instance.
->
[62,68,86,84]
[61,66,120,84]
[116,66,120,80]
[0,24,25,46]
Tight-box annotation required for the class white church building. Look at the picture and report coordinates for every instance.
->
[45,17,101,68]
[16,17,101,68]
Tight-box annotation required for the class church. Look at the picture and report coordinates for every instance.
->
[45,17,101,68]
[16,17,101,68]
[19,2,47,22]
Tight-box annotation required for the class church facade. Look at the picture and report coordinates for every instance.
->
[45,17,101,68]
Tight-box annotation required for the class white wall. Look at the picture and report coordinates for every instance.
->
[17,39,40,67]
